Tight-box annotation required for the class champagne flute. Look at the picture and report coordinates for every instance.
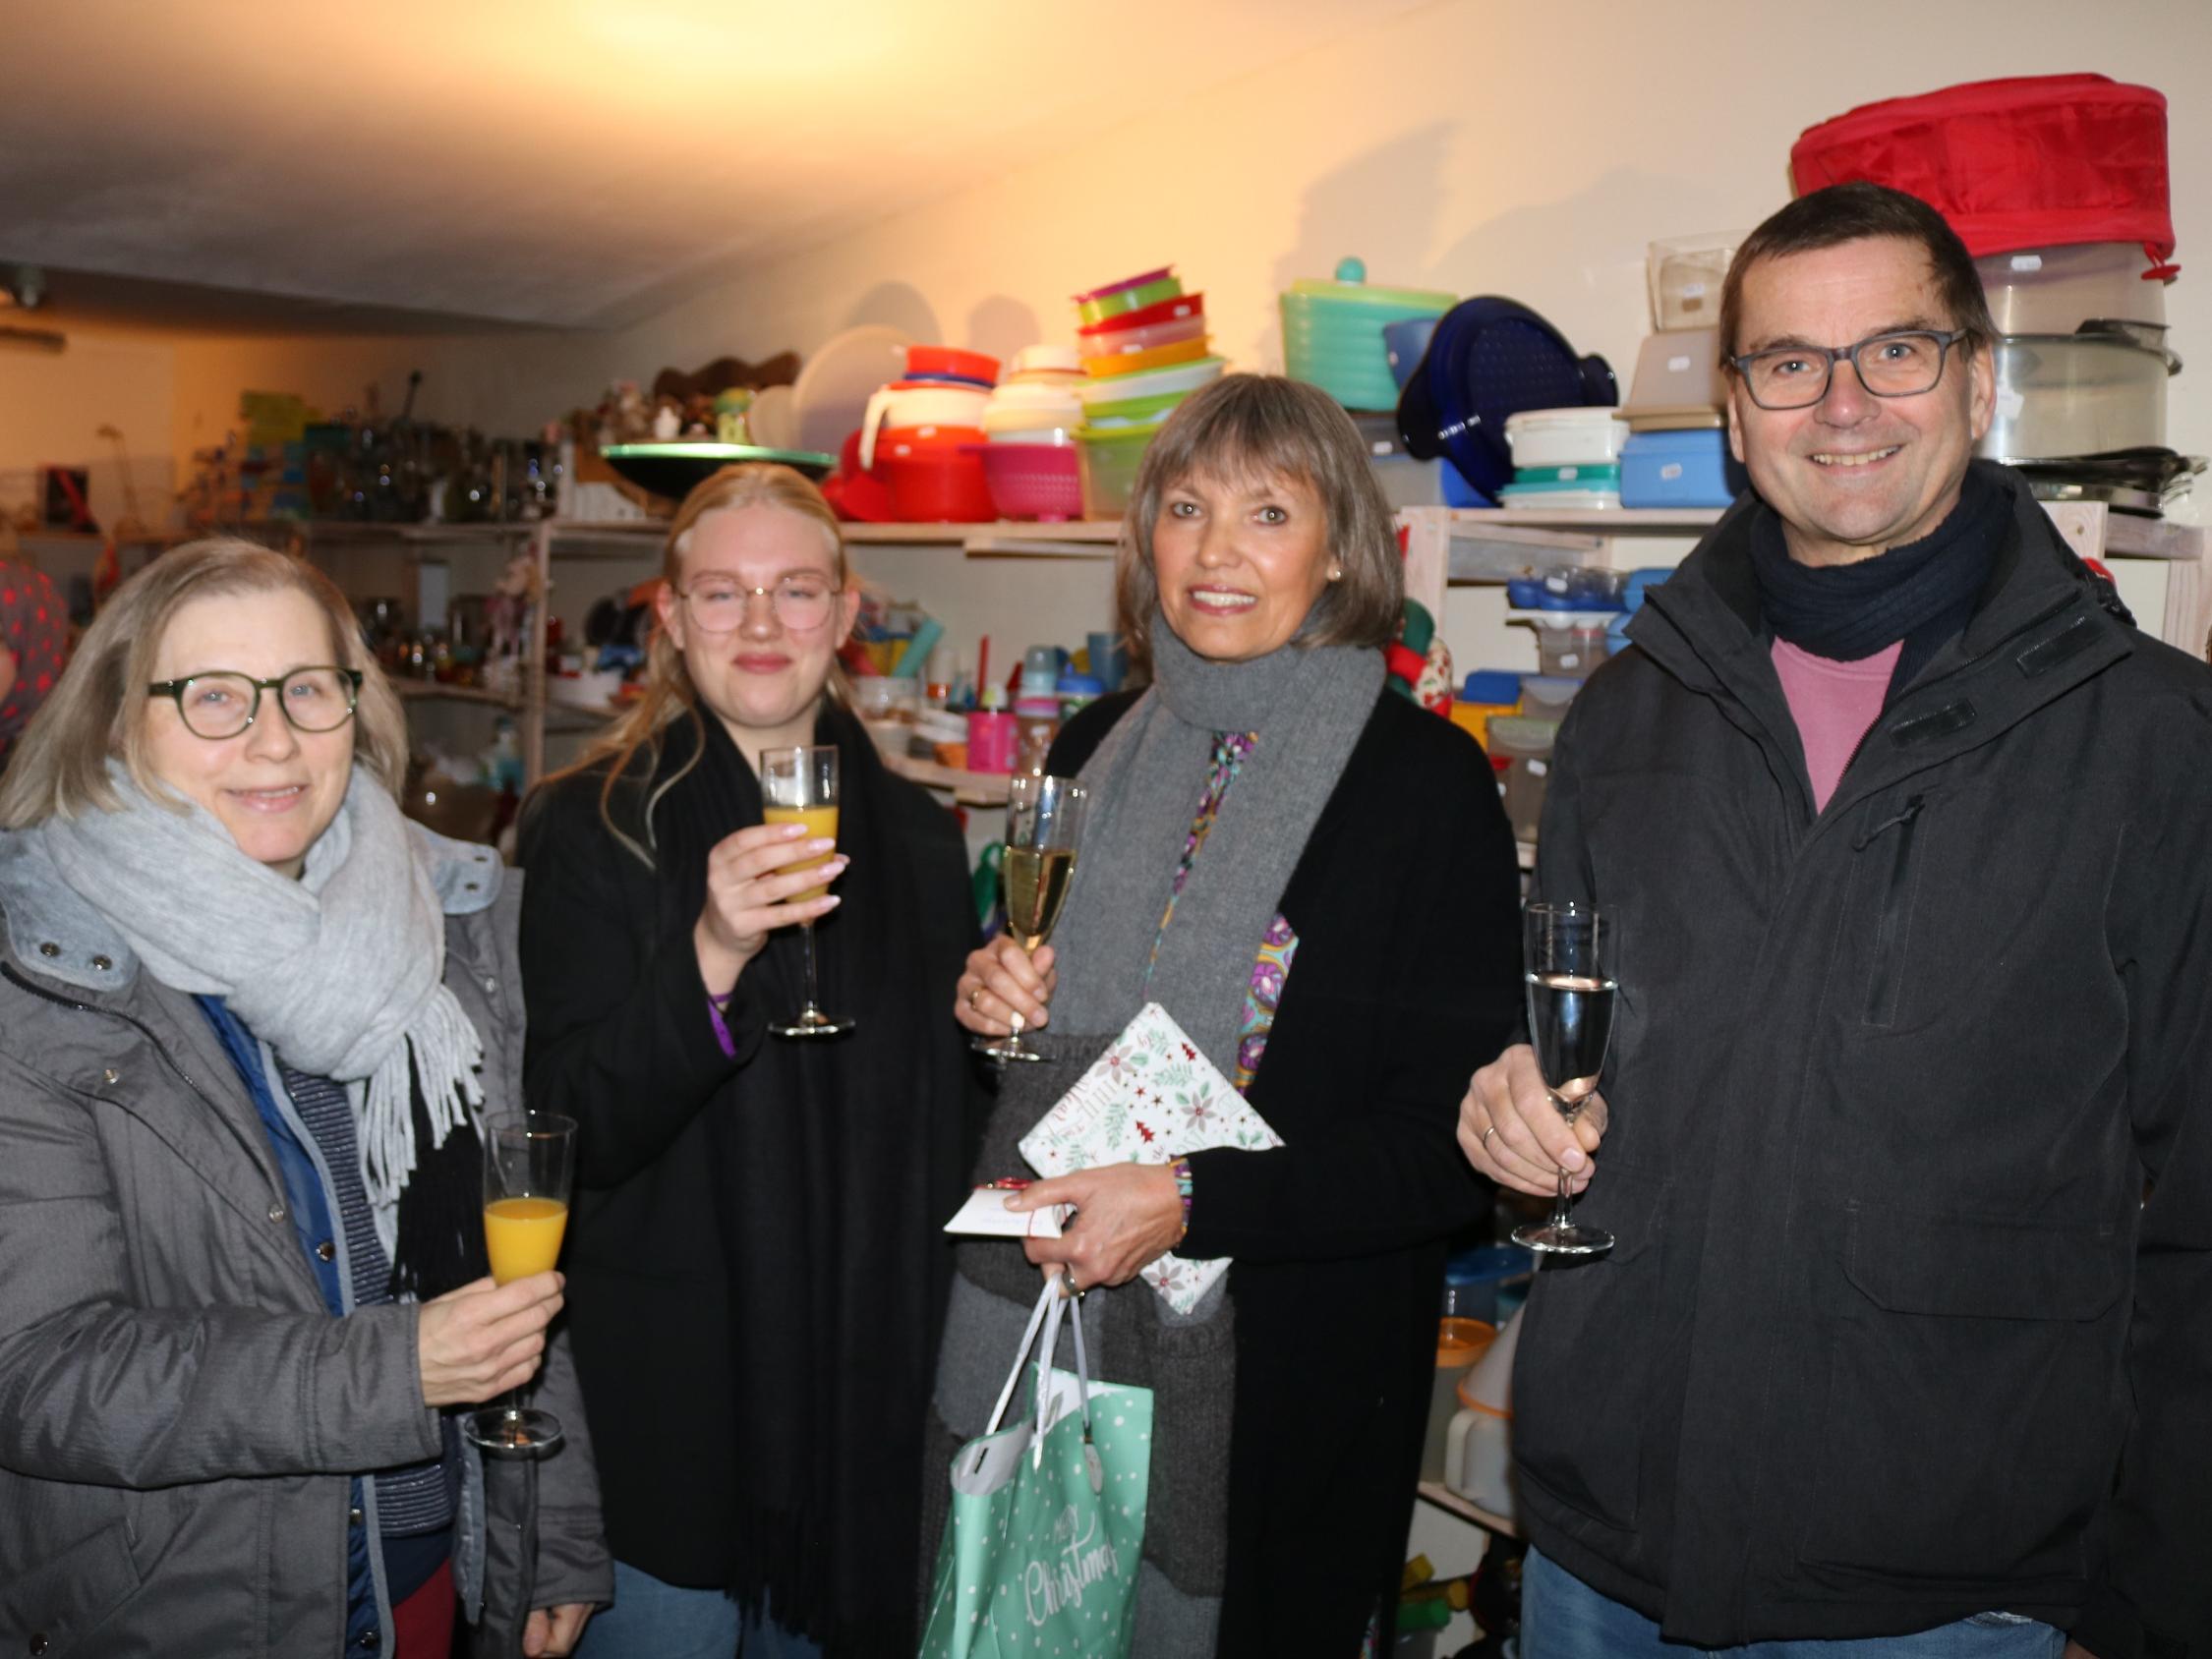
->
[761,744,854,1039]
[974,773,1086,1065]
[464,1112,576,1457]
[1513,903,1618,1257]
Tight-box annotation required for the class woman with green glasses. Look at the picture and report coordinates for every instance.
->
[0,539,608,1658]
[519,464,979,1659]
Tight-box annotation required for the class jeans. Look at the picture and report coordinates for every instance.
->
[1521,1550,2067,1659]
[575,1560,822,1659]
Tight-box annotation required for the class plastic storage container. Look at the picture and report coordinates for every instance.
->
[1504,408,1632,468]
[1517,676,1581,719]
[1421,1318,1496,1484]
[1620,429,1747,508]
[978,442,1083,521]
[1486,715,1559,841]
[1281,256,1455,413]
[1534,622,1610,678]
[1077,311,1209,363]
[1981,332,2175,460]
[1976,242,2171,339]
[1353,412,1446,509]
[1624,327,1728,414]
[1648,232,1744,331]
[1496,484,1620,510]
[1076,426,1156,518]
[1074,268,1182,328]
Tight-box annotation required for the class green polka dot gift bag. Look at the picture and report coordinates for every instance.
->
[922,1284,1153,1658]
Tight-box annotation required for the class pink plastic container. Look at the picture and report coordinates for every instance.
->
[966,711,1019,773]
[1077,311,1209,363]
[977,442,1083,521]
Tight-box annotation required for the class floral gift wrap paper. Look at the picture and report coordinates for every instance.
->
[1019,1001,1283,1314]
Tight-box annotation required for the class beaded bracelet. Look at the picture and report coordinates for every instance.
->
[1171,1158,1194,1242]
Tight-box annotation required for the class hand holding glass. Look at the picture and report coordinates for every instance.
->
[464,1112,575,1456]
[975,773,1086,1065]
[1513,903,1618,1257]
[761,744,854,1038]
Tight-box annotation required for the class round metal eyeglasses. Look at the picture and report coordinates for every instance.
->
[676,581,836,634]
[1729,327,1970,411]
[146,666,364,739]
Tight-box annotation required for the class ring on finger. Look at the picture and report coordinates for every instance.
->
[968,985,984,1009]
[1481,1123,1499,1156]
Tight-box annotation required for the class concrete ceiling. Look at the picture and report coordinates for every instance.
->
[0,0,1431,335]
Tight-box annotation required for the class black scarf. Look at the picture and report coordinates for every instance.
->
[1750,460,2007,697]
[652,703,971,1659]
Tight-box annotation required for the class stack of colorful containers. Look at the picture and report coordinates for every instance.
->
[978,345,1086,521]
[1072,267,1227,518]
[1498,409,1631,509]
[1281,257,1455,412]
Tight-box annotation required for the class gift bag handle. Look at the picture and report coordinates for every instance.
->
[981,1284,1096,1469]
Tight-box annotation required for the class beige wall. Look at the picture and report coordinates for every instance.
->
[0,333,174,536]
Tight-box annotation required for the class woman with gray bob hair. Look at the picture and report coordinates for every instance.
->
[934,374,1525,1655]
[0,540,608,1656]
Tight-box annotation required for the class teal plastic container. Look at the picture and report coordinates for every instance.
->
[1280,256,1454,412]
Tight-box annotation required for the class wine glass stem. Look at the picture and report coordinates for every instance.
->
[799,919,821,1016]
[1549,1091,1579,1230]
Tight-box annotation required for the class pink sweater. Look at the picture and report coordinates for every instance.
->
[1771,637,1901,813]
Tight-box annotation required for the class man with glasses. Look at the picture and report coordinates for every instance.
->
[1458,182,2210,1657]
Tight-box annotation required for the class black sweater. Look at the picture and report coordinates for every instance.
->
[1048,688,1524,1655]
[516,710,979,1654]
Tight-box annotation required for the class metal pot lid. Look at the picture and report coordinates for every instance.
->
[2001,445,2206,490]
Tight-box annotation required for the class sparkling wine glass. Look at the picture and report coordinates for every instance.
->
[762,744,854,1038]
[1513,903,1618,1257]
[464,1112,576,1457]
[975,773,1086,1065]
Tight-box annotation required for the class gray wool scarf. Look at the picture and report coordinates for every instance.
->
[40,766,485,1221]
[1046,620,1385,1082]
[927,621,1382,1649]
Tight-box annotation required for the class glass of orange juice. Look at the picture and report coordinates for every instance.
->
[463,1112,575,1457]
[761,744,854,1038]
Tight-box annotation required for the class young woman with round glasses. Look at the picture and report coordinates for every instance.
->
[518,464,979,1659]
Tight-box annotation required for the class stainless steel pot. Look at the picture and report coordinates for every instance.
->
[1979,331,2180,463]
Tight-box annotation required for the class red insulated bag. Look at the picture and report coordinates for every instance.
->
[1790,75,2176,267]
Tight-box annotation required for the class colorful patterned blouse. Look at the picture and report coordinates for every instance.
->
[1145,731,1301,1095]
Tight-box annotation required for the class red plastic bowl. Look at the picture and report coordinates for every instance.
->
[976,442,1083,522]
[1077,292,1205,336]
[905,345,1001,385]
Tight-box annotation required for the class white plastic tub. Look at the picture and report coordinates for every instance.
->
[1504,408,1632,468]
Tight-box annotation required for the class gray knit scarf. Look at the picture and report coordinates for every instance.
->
[928,619,1382,1653]
[40,766,485,1222]
[1046,621,1385,1079]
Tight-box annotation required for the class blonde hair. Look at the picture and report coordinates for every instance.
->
[1117,373,1404,673]
[0,537,406,829]
[541,463,850,866]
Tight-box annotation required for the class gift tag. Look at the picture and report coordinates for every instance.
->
[942,1184,1067,1238]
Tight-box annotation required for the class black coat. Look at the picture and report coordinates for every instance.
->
[516,706,979,1654]
[1515,467,2212,1656]
[1049,687,1523,1656]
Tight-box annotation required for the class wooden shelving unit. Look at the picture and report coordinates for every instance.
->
[1415,1481,1517,1538]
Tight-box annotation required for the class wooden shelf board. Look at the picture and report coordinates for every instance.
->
[1416,1481,1517,1537]
[883,751,1013,806]
[391,681,519,708]
[1504,609,1625,626]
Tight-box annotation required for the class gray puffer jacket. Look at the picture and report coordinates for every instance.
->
[0,826,611,1657]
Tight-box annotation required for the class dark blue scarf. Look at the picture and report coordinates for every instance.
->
[1751,460,2007,697]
